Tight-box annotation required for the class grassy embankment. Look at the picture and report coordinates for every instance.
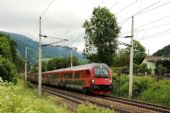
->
[0,80,114,113]
[0,81,69,113]
[112,73,170,107]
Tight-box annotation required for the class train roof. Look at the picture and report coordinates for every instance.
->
[42,63,109,74]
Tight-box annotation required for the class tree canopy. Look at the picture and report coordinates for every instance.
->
[47,56,80,71]
[0,33,20,83]
[31,56,82,72]
[129,40,146,65]
[113,40,146,67]
[83,6,120,66]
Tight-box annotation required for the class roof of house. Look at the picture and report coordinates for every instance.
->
[144,56,170,62]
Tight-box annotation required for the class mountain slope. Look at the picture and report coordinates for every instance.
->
[153,44,170,57]
[0,31,85,64]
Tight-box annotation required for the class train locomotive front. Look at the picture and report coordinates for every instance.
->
[88,64,112,95]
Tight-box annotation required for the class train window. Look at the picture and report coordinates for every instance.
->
[94,67,109,78]
[74,73,80,78]
[86,70,90,75]
[64,74,72,78]
[48,75,60,78]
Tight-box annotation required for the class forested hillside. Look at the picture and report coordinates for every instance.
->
[0,31,85,64]
[153,45,170,56]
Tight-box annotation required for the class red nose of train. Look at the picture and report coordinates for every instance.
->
[91,78,113,95]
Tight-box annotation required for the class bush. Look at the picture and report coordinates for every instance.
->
[112,74,155,98]
[112,74,129,97]
[77,103,114,113]
[112,74,170,106]
[0,81,69,113]
[155,65,167,76]
[0,56,17,84]
[138,80,170,106]
[136,63,152,75]
[112,64,151,75]
[133,76,155,97]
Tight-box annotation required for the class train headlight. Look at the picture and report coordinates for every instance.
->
[91,79,95,84]
[110,80,112,83]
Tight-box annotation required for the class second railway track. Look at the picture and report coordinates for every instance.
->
[33,84,170,113]
[102,96,170,113]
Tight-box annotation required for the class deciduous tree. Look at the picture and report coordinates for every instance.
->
[83,6,120,66]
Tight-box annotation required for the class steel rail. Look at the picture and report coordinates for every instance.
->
[32,84,170,113]
[40,86,130,113]
[102,96,170,113]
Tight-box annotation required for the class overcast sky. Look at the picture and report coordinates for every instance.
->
[1,0,170,54]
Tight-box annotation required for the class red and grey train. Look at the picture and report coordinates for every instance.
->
[28,63,113,95]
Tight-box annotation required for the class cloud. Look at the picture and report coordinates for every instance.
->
[0,0,170,54]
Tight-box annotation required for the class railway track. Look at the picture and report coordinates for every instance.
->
[32,84,170,113]
[40,86,130,113]
[102,96,170,113]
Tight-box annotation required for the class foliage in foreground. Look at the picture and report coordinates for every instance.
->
[0,56,18,84]
[0,81,115,113]
[112,74,170,106]
[0,81,69,113]
[0,33,24,83]
[138,80,170,106]
[112,74,155,97]
[77,103,114,113]
[0,33,24,72]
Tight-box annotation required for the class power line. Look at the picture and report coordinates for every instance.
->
[116,0,138,15]
[109,0,119,9]
[140,31,170,40]
[118,1,160,25]
[136,22,170,32]
[136,14,170,29]
[119,1,170,25]
[139,29,170,40]
[41,0,54,17]
[134,1,160,16]
[135,1,170,16]
[99,0,104,6]
[121,13,170,34]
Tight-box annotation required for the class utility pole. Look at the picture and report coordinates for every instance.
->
[24,46,28,87]
[71,49,73,67]
[38,17,42,96]
[129,16,134,99]
[70,47,77,67]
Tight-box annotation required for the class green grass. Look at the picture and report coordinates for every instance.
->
[0,80,116,113]
[138,80,170,106]
[0,81,69,113]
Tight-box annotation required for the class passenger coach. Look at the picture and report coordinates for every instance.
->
[28,63,113,95]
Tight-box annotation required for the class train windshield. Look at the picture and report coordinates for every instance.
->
[94,67,109,78]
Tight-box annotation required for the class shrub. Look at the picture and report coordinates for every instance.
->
[0,56,17,84]
[112,64,151,75]
[112,74,170,106]
[112,74,128,97]
[132,76,155,97]
[138,80,170,106]
[112,74,155,98]
[155,65,167,76]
